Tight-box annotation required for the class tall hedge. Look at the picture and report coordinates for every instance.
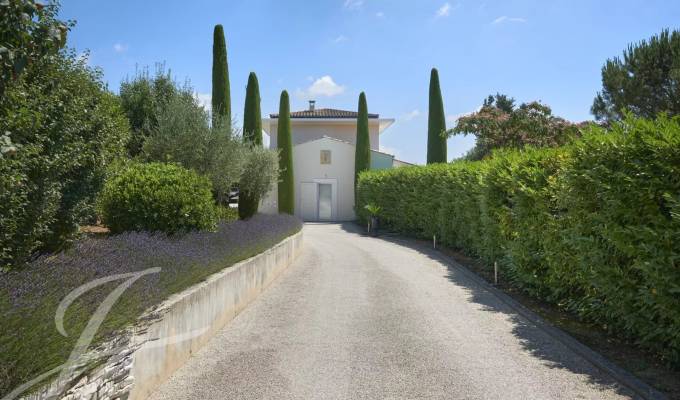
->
[277,90,294,214]
[354,92,371,203]
[357,115,680,367]
[239,72,263,219]
[0,51,129,270]
[211,24,231,129]
[427,68,447,164]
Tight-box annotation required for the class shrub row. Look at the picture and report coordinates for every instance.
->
[0,213,302,397]
[357,115,680,366]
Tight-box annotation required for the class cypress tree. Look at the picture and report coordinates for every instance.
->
[277,90,294,214]
[238,72,262,219]
[427,68,447,164]
[354,92,371,203]
[211,24,231,129]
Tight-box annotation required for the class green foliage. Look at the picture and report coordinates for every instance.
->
[592,29,680,122]
[364,204,381,217]
[0,0,71,97]
[358,115,680,367]
[355,92,371,202]
[98,162,218,234]
[0,49,130,270]
[277,90,294,214]
[427,68,447,164]
[451,93,582,160]
[119,65,183,157]
[142,93,246,204]
[211,24,231,130]
[239,72,263,219]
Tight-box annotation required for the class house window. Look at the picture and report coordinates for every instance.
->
[320,150,331,164]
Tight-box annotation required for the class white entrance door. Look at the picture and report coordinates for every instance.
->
[300,182,317,221]
[317,184,332,221]
[299,179,338,221]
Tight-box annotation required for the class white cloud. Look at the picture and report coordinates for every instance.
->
[333,35,348,44]
[113,43,128,53]
[492,16,526,24]
[195,93,212,113]
[402,109,421,121]
[297,75,346,98]
[344,0,363,10]
[436,2,452,17]
[376,11,385,18]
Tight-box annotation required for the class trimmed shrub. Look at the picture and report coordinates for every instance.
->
[98,162,218,234]
[277,90,294,214]
[355,92,371,202]
[357,115,680,366]
[239,72,263,219]
[427,68,447,164]
[211,24,231,129]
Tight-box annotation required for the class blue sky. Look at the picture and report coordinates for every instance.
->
[60,0,679,164]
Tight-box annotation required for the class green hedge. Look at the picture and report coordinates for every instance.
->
[357,115,680,366]
[98,162,218,234]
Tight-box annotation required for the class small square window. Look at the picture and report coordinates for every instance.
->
[320,150,331,164]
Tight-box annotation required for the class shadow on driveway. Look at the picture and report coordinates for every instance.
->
[337,222,663,400]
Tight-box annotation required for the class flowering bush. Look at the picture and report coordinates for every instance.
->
[0,213,301,397]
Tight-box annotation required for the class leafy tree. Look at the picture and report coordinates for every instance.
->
[451,94,581,160]
[592,29,680,122]
[427,68,447,163]
[119,65,182,157]
[239,72,263,219]
[142,92,246,205]
[354,92,371,203]
[0,49,129,269]
[0,0,71,97]
[277,90,294,214]
[211,24,231,129]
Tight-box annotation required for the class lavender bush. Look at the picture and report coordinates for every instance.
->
[0,213,301,396]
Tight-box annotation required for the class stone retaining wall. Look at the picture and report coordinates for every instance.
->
[22,231,303,400]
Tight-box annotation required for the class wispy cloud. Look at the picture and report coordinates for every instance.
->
[344,0,363,10]
[402,109,421,121]
[376,11,385,18]
[333,35,348,44]
[113,43,128,53]
[296,75,346,98]
[436,2,452,18]
[492,16,526,24]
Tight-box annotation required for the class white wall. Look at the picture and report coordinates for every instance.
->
[268,120,380,151]
[260,137,358,221]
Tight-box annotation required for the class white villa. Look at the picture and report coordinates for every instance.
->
[261,101,410,222]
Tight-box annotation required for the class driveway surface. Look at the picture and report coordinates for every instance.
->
[149,223,639,400]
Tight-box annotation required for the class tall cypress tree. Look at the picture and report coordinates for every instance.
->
[238,72,262,219]
[427,68,447,164]
[277,90,294,214]
[354,92,371,203]
[211,24,231,129]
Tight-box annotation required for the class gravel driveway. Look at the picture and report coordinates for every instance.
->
[149,223,642,400]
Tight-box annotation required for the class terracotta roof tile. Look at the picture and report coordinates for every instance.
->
[269,108,379,119]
